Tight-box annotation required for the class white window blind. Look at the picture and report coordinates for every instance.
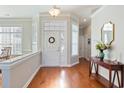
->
[0,27,23,55]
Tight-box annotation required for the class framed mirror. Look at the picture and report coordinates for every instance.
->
[101,21,115,45]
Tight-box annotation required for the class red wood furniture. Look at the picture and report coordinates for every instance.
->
[89,57,124,88]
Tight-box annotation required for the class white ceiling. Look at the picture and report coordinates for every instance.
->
[0,5,101,28]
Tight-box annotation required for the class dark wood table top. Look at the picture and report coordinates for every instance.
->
[90,57,124,70]
[91,57,124,65]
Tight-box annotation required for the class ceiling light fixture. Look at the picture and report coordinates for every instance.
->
[83,18,87,22]
[49,5,61,17]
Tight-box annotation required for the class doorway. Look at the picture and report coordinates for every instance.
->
[42,20,67,67]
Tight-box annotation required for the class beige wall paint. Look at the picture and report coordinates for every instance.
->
[0,18,32,53]
[91,5,124,87]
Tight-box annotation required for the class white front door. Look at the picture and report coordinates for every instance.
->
[43,31,61,66]
[42,20,67,67]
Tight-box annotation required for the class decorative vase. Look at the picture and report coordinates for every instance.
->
[99,50,104,61]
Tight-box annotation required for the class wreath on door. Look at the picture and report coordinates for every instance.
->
[48,37,55,43]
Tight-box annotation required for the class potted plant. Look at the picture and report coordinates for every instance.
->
[96,42,111,61]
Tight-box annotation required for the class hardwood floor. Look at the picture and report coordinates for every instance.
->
[28,58,104,88]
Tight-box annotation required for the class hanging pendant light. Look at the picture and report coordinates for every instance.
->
[49,6,61,17]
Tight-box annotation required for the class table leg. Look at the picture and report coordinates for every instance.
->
[89,62,91,77]
[112,71,116,87]
[89,61,92,77]
[109,69,112,88]
[93,63,97,73]
[117,71,121,87]
[121,67,123,87]
[96,64,98,75]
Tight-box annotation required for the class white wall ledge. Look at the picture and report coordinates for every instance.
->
[0,51,41,88]
[0,51,40,69]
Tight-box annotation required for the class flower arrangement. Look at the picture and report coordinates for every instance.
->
[96,42,111,51]
[96,42,111,61]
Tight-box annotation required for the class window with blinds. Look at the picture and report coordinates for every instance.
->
[0,27,23,55]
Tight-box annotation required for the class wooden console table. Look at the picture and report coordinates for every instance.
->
[89,57,124,88]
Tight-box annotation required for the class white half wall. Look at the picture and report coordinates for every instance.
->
[0,51,41,88]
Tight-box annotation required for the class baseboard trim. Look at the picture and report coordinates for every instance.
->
[40,62,79,68]
[69,61,79,67]
[40,65,70,67]
[40,65,62,67]
[23,66,40,88]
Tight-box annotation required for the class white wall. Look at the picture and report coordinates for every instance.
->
[83,24,91,59]
[79,27,84,58]
[0,18,32,53]
[91,5,124,87]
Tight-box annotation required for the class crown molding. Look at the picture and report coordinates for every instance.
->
[0,18,32,22]
[91,5,107,18]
